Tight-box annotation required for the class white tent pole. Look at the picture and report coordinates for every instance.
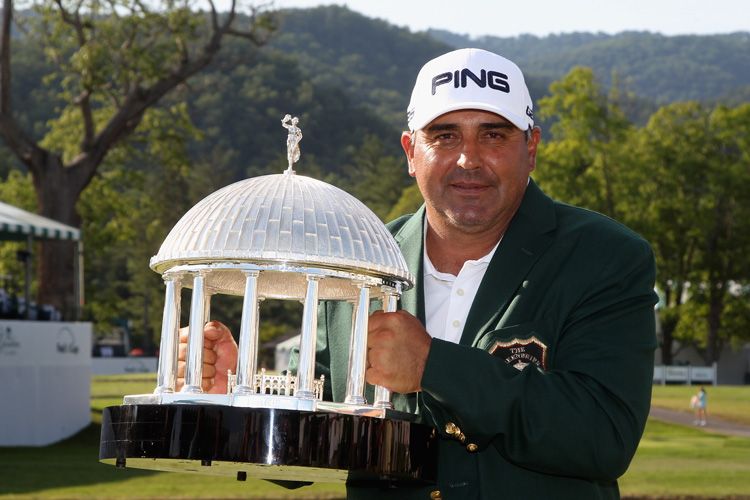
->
[24,234,32,319]
[74,240,84,321]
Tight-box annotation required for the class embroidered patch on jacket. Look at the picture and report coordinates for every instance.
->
[489,337,548,371]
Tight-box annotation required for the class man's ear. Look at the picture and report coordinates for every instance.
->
[527,126,542,173]
[401,131,416,177]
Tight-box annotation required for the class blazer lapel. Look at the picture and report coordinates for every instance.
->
[460,180,557,346]
[392,206,426,324]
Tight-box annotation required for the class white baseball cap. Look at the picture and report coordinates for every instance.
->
[406,48,534,132]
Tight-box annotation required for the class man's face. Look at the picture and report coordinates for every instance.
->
[401,109,540,237]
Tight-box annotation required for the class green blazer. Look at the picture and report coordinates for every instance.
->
[309,180,658,500]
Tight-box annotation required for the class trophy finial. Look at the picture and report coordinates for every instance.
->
[281,114,302,174]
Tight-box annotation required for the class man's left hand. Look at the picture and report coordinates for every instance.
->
[366,310,432,393]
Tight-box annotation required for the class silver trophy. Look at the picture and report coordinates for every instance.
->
[99,116,437,484]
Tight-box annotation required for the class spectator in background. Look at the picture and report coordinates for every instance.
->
[692,386,708,426]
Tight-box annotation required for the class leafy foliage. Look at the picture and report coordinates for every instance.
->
[537,67,750,363]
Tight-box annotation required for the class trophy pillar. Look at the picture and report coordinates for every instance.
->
[373,286,399,408]
[345,283,370,405]
[234,271,261,395]
[181,271,208,394]
[296,275,321,399]
[154,274,182,394]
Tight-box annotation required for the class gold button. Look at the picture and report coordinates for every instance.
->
[467,443,478,452]
[430,490,442,499]
[444,422,459,436]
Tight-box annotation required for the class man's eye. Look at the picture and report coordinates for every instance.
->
[420,132,457,148]
[484,130,508,140]
[433,133,458,143]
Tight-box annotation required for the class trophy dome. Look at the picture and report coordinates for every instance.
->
[150,172,413,288]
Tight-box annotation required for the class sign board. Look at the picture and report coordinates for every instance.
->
[0,321,92,446]
[91,357,157,375]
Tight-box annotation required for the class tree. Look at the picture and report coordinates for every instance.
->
[627,102,750,363]
[0,0,275,317]
[535,67,632,218]
[535,67,750,364]
[386,183,422,222]
[342,134,409,221]
[75,104,201,350]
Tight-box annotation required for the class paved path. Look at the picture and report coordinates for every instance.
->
[649,406,750,438]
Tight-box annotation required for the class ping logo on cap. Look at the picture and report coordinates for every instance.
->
[431,68,510,95]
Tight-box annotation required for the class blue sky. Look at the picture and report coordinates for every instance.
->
[268,0,749,37]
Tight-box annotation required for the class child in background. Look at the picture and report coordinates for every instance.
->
[691,386,708,426]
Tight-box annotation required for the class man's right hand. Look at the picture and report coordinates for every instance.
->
[176,320,238,394]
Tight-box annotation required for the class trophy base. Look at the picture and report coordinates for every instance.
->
[99,404,437,484]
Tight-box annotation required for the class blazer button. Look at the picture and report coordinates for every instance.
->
[430,490,442,499]
[466,443,478,453]
[444,422,460,436]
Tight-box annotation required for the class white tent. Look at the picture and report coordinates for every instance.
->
[0,201,80,241]
[0,201,83,319]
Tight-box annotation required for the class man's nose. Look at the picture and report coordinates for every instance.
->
[456,141,481,170]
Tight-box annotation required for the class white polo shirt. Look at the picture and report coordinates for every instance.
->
[423,225,501,344]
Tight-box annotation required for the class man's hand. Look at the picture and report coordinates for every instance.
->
[176,321,238,394]
[366,310,431,394]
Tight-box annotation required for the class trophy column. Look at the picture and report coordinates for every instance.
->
[296,275,320,399]
[345,283,370,405]
[181,271,208,394]
[154,275,182,394]
[373,286,399,408]
[234,271,261,395]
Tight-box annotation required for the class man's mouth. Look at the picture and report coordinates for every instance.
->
[450,182,489,194]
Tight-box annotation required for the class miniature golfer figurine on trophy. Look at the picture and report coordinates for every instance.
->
[98,115,437,484]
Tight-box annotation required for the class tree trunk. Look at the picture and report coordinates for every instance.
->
[32,155,86,320]
[659,285,675,365]
[659,316,675,365]
[705,283,724,364]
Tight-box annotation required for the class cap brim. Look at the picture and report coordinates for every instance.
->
[410,101,529,132]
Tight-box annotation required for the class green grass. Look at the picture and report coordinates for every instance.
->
[1,376,749,499]
[620,419,750,498]
[90,373,156,423]
[1,374,345,499]
[650,384,750,426]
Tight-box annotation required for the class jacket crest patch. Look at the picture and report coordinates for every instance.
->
[489,337,548,371]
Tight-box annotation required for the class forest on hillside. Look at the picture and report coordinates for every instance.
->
[0,3,748,365]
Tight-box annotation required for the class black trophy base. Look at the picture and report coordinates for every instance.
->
[99,404,437,485]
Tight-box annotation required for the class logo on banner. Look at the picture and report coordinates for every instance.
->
[489,337,547,371]
[125,359,150,373]
[56,327,79,354]
[0,326,20,355]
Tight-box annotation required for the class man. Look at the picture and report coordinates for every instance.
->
[181,48,658,499]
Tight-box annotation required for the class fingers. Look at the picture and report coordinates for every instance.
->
[178,321,232,346]
[204,321,233,343]
[176,348,218,377]
[177,343,218,365]
[365,310,430,394]
[176,321,236,394]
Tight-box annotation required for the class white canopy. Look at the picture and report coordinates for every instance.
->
[0,202,80,241]
[0,201,83,320]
